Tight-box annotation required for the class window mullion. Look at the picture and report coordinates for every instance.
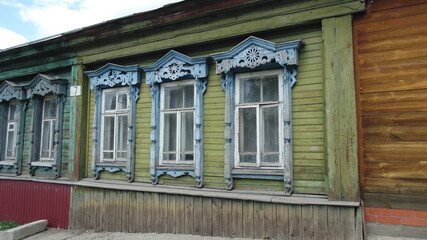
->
[176,110,181,163]
[256,105,261,167]
[113,113,118,161]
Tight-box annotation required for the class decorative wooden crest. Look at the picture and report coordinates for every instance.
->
[143,50,208,84]
[212,36,303,74]
[86,63,141,89]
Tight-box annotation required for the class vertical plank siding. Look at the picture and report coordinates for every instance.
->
[0,180,70,228]
[70,186,362,239]
[354,0,427,196]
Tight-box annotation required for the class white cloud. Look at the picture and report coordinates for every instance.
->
[0,26,29,49]
[15,0,182,40]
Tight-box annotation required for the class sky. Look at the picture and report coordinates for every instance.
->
[0,0,182,50]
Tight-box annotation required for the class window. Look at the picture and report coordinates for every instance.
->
[0,80,25,175]
[143,50,208,188]
[24,74,67,178]
[211,36,302,194]
[235,70,283,168]
[4,101,19,161]
[40,96,57,161]
[101,87,129,162]
[86,63,140,182]
[160,81,195,165]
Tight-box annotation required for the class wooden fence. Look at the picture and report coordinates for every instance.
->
[69,186,362,239]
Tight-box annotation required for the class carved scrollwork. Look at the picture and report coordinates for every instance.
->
[0,82,25,102]
[86,63,140,89]
[146,59,207,84]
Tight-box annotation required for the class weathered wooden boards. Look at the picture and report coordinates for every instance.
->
[69,186,362,239]
[354,0,427,198]
[323,15,359,201]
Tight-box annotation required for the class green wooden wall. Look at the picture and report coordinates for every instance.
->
[85,24,327,194]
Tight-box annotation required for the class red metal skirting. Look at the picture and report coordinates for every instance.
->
[0,180,70,228]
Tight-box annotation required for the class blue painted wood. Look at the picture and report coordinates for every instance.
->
[142,50,208,188]
[212,36,303,194]
[155,169,196,179]
[232,174,284,180]
[85,63,141,182]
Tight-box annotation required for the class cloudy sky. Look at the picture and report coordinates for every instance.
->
[0,0,182,50]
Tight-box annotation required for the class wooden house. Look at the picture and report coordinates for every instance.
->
[0,0,372,238]
[353,0,427,238]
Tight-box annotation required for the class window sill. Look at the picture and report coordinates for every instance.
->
[31,162,53,167]
[0,161,15,166]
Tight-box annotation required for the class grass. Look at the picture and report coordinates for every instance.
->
[0,221,20,230]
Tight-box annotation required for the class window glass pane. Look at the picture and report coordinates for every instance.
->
[8,103,18,121]
[117,115,128,153]
[163,153,176,161]
[164,87,183,109]
[240,78,260,103]
[103,152,113,159]
[103,116,115,151]
[117,152,127,159]
[41,121,51,159]
[262,106,279,163]
[262,76,279,102]
[184,85,194,108]
[239,154,256,164]
[117,93,128,110]
[104,92,116,111]
[239,108,257,163]
[180,111,193,161]
[6,125,15,158]
[163,113,177,159]
[43,98,57,118]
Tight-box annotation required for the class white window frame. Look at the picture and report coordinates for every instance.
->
[159,80,195,165]
[5,101,19,161]
[234,69,284,169]
[100,87,130,163]
[39,96,57,161]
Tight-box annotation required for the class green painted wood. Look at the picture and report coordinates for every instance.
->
[323,15,360,201]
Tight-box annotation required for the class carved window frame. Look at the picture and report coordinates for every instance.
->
[86,63,141,182]
[25,74,67,178]
[0,81,26,175]
[142,50,208,188]
[211,36,303,195]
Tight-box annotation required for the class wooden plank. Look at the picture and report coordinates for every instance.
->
[135,192,144,233]
[143,192,152,233]
[361,112,427,127]
[362,125,427,142]
[231,200,243,238]
[175,195,185,234]
[166,194,176,234]
[242,200,254,239]
[253,201,265,239]
[364,178,427,195]
[313,205,328,240]
[364,161,427,180]
[202,197,212,236]
[121,191,130,233]
[94,189,102,232]
[364,193,427,211]
[193,196,203,236]
[83,188,91,229]
[102,190,111,232]
[363,142,427,162]
[276,204,289,240]
[289,205,301,239]
[301,205,314,239]
[128,191,137,233]
[340,207,356,240]
[184,196,194,234]
[221,199,232,237]
[115,191,123,232]
[323,15,360,201]
[152,193,160,232]
[327,206,341,240]
[211,198,222,237]
[264,203,277,240]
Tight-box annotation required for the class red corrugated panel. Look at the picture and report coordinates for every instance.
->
[0,180,70,228]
